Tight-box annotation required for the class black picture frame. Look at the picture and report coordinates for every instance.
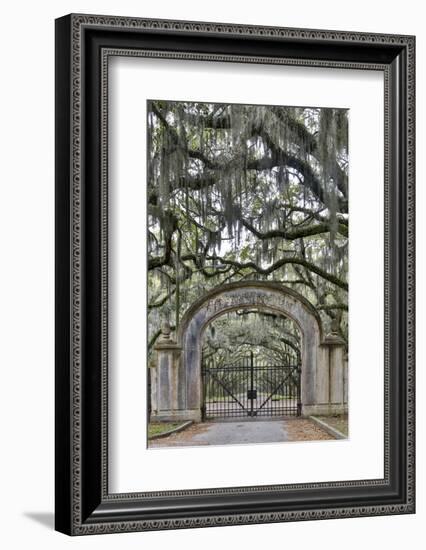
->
[55,13,415,535]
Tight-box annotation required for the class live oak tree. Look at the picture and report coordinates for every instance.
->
[202,310,301,367]
[147,100,348,359]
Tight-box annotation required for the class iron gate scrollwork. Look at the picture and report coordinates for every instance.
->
[202,352,301,419]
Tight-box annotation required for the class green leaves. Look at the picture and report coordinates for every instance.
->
[147,100,349,351]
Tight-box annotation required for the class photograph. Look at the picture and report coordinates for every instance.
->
[52,11,414,536]
[147,99,349,448]
[0,0,418,545]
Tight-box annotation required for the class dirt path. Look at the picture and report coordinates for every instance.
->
[149,418,334,448]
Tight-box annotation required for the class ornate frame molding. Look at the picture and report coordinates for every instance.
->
[55,14,415,535]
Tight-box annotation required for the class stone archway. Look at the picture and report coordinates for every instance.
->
[151,282,347,421]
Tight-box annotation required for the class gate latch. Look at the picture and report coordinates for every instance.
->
[247,389,257,400]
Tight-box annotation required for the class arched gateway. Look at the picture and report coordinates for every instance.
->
[151,282,347,421]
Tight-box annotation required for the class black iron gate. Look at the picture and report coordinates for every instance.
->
[202,352,301,419]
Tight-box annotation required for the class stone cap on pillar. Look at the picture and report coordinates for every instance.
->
[322,332,346,347]
[154,321,182,353]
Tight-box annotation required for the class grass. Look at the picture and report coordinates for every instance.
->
[148,422,185,439]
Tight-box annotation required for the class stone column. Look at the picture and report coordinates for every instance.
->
[148,357,157,415]
[322,328,346,415]
[150,322,182,422]
[302,343,329,417]
[343,352,349,412]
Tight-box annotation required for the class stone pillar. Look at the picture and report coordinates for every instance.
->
[303,320,346,416]
[316,343,330,408]
[302,343,329,417]
[322,329,346,415]
[343,352,349,412]
[148,358,157,415]
[150,322,182,422]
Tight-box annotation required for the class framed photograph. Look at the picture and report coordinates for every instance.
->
[55,14,415,535]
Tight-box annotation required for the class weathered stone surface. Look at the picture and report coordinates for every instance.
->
[150,409,202,422]
[343,354,349,404]
[330,345,345,404]
[151,281,347,420]
[303,403,347,416]
[152,327,184,418]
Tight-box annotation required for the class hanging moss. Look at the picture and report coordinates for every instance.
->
[147,99,349,352]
